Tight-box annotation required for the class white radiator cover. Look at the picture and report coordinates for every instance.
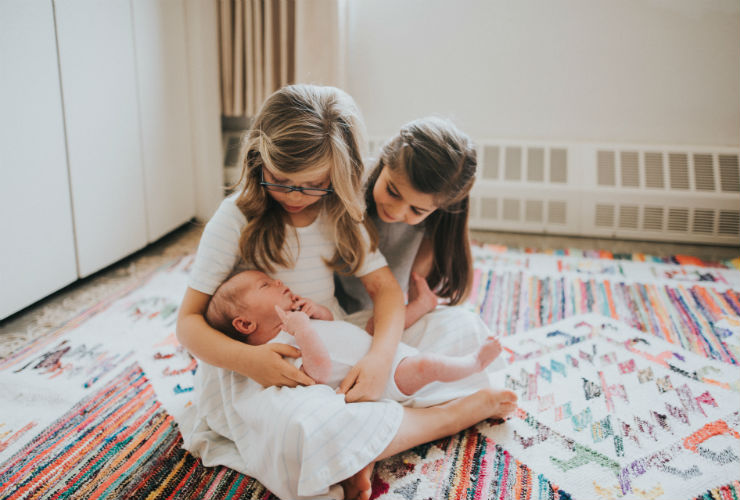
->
[367,138,740,246]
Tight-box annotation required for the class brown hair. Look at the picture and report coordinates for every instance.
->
[366,117,477,304]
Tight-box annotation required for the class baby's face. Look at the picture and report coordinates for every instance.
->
[239,271,295,321]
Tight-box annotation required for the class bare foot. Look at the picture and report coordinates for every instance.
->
[482,387,518,419]
[341,462,374,500]
[476,336,502,370]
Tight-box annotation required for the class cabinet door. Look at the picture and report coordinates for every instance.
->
[132,0,196,241]
[54,0,148,277]
[0,0,78,319]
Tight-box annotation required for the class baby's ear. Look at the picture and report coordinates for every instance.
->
[232,316,257,336]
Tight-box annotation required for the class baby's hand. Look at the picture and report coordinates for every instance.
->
[291,296,334,320]
[275,306,312,336]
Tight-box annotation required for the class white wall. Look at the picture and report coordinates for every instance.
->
[346,0,739,147]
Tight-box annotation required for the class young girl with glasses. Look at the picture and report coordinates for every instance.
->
[176,85,516,500]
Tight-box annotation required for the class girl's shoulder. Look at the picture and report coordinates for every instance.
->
[208,192,247,227]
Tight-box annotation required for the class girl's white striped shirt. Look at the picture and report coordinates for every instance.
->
[188,193,387,316]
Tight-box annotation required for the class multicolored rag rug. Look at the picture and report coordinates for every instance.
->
[1,245,739,500]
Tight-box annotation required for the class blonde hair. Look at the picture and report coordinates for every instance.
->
[366,116,477,304]
[235,84,374,274]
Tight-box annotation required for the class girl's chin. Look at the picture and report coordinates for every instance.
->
[282,203,306,213]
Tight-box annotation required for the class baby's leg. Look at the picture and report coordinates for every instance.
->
[395,336,502,396]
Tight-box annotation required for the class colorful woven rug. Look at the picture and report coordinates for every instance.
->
[1,245,739,499]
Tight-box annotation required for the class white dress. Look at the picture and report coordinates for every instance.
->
[179,194,401,499]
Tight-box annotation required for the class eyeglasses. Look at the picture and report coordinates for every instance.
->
[260,168,333,197]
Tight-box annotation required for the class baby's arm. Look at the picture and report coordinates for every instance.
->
[274,306,332,384]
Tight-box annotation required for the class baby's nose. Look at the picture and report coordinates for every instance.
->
[274,279,283,287]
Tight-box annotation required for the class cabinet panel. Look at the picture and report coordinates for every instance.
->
[0,0,78,319]
[132,0,196,241]
[54,0,148,277]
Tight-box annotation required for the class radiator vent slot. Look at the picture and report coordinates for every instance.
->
[667,208,689,232]
[618,205,639,229]
[694,154,715,190]
[503,198,520,221]
[525,200,543,222]
[719,210,740,236]
[481,197,498,219]
[643,206,664,231]
[550,149,568,183]
[644,152,665,188]
[595,204,615,227]
[548,201,567,224]
[527,148,545,182]
[719,154,740,192]
[668,153,690,190]
[483,146,499,179]
[692,209,715,234]
[597,151,616,186]
[404,135,740,245]
[620,151,640,187]
[505,147,522,181]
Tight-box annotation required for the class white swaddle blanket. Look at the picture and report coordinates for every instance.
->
[178,307,502,499]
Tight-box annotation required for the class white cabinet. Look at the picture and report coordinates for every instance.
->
[132,0,196,242]
[55,0,150,277]
[0,0,78,319]
[0,0,221,319]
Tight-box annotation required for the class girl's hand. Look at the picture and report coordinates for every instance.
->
[337,351,393,402]
[406,272,438,315]
[246,342,316,387]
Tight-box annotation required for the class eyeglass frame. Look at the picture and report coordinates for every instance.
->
[259,167,333,197]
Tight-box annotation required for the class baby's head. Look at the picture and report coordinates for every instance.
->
[206,270,295,345]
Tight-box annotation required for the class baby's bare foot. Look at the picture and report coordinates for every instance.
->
[476,336,503,370]
[341,462,374,500]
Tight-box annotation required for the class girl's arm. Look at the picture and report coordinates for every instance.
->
[403,272,438,328]
[409,236,434,281]
[176,287,315,387]
[404,237,439,327]
[337,266,405,402]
